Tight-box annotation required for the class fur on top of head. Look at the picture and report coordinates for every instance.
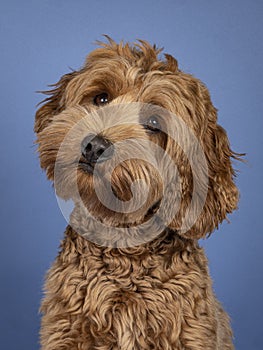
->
[35,37,241,240]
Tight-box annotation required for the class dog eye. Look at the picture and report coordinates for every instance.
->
[145,115,162,132]
[93,93,109,106]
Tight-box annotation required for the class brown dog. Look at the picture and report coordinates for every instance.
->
[35,38,240,349]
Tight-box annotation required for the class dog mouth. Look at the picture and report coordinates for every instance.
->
[144,200,161,219]
[109,199,161,228]
[77,159,162,220]
[78,160,95,174]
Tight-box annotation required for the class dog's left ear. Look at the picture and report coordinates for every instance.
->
[35,71,77,134]
[204,119,240,228]
[168,99,242,239]
[190,114,241,239]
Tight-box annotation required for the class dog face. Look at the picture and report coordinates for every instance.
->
[35,38,239,241]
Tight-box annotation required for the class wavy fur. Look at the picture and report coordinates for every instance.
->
[35,38,240,349]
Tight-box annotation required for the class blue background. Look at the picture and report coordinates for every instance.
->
[1,1,262,349]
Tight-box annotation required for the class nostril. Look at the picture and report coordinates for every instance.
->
[97,148,105,157]
[81,135,94,156]
[85,143,92,152]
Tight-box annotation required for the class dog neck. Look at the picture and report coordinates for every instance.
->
[68,201,194,256]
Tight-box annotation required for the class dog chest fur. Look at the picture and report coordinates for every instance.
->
[40,227,232,350]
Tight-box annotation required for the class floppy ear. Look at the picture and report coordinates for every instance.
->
[204,121,240,223]
[184,115,241,239]
[35,71,77,134]
[167,87,242,239]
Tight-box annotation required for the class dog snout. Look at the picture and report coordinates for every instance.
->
[81,134,114,164]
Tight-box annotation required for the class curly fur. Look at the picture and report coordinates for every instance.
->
[35,38,240,349]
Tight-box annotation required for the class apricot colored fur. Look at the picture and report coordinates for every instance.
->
[35,38,240,349]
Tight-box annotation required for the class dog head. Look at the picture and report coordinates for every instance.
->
[35,38,240,244]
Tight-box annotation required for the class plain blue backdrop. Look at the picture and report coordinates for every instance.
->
[1,1,262,349]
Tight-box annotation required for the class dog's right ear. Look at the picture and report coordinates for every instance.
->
[35,71,77,134]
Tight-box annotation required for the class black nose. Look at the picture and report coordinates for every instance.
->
[81,134,114,164]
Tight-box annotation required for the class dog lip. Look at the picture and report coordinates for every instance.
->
[145,200,161,218]
[78,161,95,174]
